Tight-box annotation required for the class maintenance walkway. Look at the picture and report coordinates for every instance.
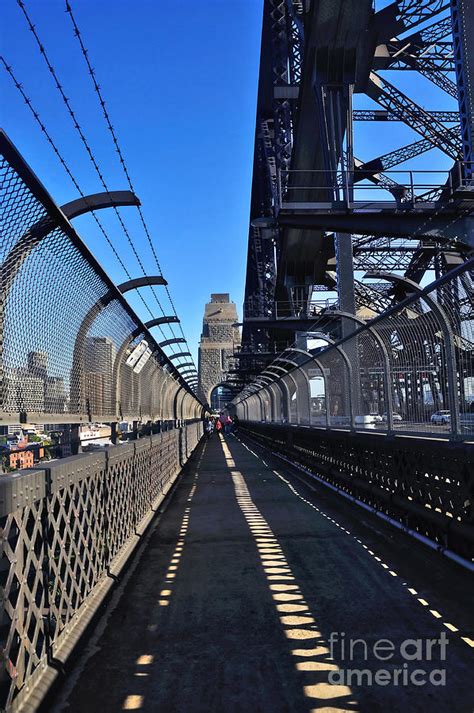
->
[52,434,474,713]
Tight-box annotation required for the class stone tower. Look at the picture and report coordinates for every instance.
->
[198,294,240,407]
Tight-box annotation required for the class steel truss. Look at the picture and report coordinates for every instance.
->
[239,0,473,380]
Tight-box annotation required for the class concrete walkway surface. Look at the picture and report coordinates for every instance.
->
[52,433,474,713]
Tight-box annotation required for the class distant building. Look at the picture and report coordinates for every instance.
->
[5,444,44,471]
[198,294,240,407]
[85,337,115,374]
[8,449,34,470]
[5,359,66,417]
[44,376,67,413]
[84,337,116,415]
[6,368,45,413]
[27,351,48,380]
[5,423,44,435]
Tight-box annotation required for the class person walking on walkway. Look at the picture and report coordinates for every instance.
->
[224,414,233,434]
[205,419,214,439]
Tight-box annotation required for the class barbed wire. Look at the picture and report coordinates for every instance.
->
[15,0,198,380]
[63,0,198,372]
[0,56,183,347]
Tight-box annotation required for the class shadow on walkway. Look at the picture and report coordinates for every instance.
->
[52,434,474,713]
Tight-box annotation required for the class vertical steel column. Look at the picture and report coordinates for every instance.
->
[278,378,291,424]
[312,357,331,428]
[269,382,283,422]
[451,0,474,172]
[286,373,300,423]
[265,385,277,421]
[255,390,266,421]
[335,232,360,417]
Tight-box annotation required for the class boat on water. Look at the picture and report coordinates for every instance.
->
[79,423,111,441]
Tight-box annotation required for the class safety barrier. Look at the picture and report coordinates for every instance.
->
[0,131,202,426]
[238,422,474,563]
[277,166,471,209]
[0,421,203,712]
[233,257,474,440]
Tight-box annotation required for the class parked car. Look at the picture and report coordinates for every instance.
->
[381,412,403,422]
[369,413,383,423]
[431,410,451,425]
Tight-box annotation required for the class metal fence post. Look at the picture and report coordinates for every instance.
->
[313,356,331,428]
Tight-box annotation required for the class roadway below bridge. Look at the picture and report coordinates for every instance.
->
[51,433,474,713]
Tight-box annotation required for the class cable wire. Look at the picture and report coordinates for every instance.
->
[1,56,182,348]
[16,0,198,382]
[63,0,198,372]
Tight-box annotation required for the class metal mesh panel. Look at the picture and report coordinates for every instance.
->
[0,480,47,709]
[106,445,136,563]
[302,362,327,426]
[374,307,451,433]
[237,259,474,440]
[48,453,107,647]
[0,427,200,711]
[437,272,474,434]
[283,375,297,423]
[0,136,200,424]
[315,349,351,427]
[118,334,144,420]
[241,423,474,560]
[80,300,138,419]
[356,331,387,423]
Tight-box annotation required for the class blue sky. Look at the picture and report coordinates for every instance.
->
[0,0,263,365]
[1,1,457,366]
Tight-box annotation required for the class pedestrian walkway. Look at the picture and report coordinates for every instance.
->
[53,433,474,713]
